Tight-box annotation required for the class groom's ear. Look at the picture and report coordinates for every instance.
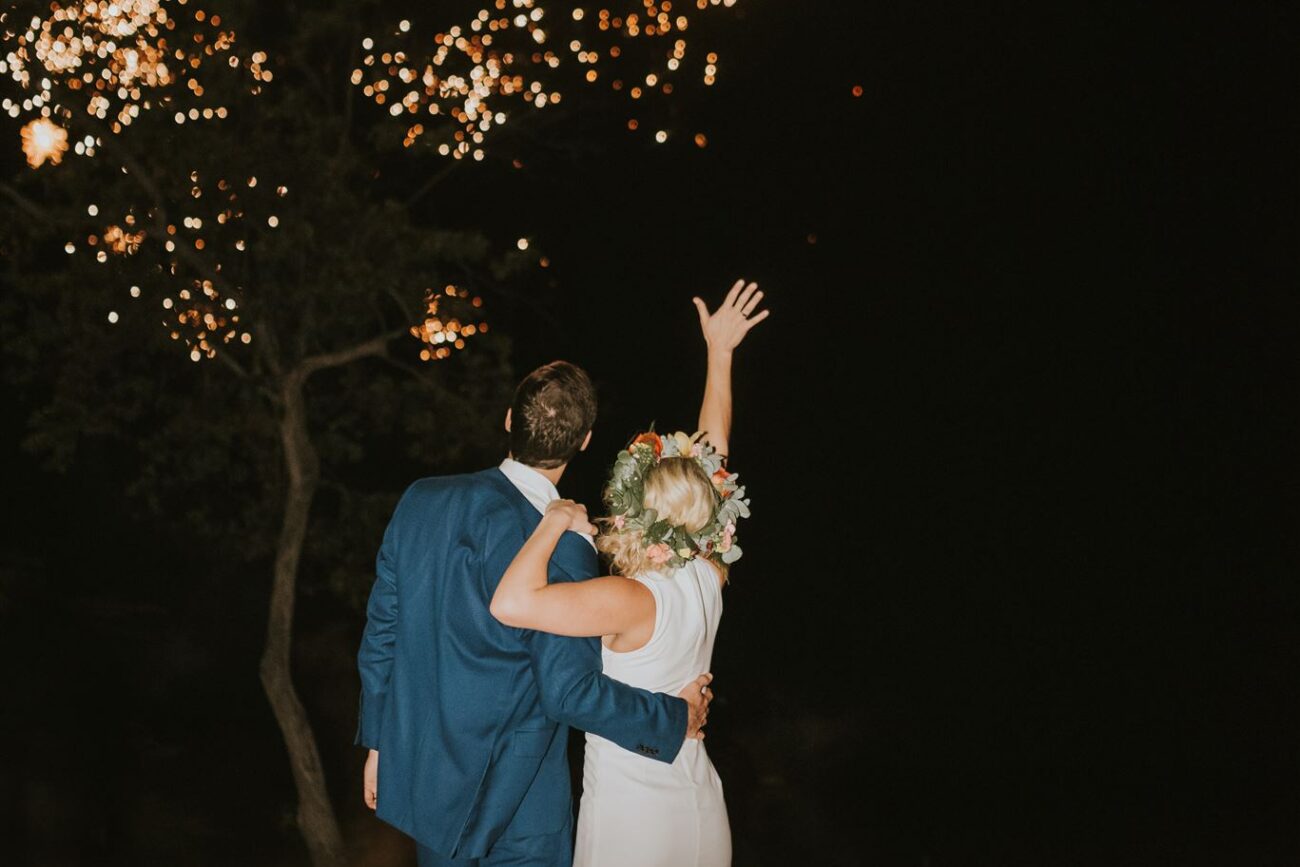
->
[504,408,513,433]
[579,430,592,452]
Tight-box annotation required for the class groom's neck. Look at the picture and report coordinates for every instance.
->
[509,454,566,487]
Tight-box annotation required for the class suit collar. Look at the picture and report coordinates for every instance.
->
[497,458,559,514]
[486,464,596,551]
[480,467,538,522]
[479,468,597,577]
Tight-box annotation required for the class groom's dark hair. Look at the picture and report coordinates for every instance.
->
[510,361,597,469]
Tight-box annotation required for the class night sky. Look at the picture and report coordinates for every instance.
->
[3,2,1296,865]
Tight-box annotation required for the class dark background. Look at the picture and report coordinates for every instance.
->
[3,2,1297,865]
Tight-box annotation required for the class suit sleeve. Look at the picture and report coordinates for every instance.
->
[354,490,406,749]
[482,504,689,764]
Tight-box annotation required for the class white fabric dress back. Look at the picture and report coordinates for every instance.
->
[573,558,732,866]
[602,558,722,695]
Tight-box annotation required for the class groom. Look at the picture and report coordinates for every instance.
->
[355,361,713,867]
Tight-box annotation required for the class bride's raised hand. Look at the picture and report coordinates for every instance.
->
[544,499,597,536]
[692,279,770,355]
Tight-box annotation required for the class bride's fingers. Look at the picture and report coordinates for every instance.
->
[733,281,758,310]
[741,289,764,316]
[744,309,771,330]
[723,278,745,308]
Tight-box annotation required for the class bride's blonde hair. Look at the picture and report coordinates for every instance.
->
[598,456,719,577]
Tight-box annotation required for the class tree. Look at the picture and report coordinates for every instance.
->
[0,1,741,863]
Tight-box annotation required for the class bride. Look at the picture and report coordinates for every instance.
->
[490,279,768,867]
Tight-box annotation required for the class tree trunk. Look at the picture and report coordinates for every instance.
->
[260,370,346,867]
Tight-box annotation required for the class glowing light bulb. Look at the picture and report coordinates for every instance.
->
[20,118,68,168]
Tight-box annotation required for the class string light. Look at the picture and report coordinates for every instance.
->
[20,117,67,167]
[51,162,294,361]
[2,1,265,165]
[3,4,742,362]
[0,2,296,363]
[355,0,740,155]
[410,285,489,362]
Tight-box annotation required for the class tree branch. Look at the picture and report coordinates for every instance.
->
[375,351,438,390]
[0,181,54,225]
[298,328,405,376]
[402,159,463,209]
[375,350,507,427]
[215,347,252,380]
[337,36,359,158]
[382,283,418,324]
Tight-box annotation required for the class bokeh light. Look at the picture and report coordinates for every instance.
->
[1,0,265,161]
[410,285,489,362]
[355,0,741,156]
[19,117,67,167]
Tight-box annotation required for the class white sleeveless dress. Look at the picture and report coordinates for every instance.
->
[573,559,731,867]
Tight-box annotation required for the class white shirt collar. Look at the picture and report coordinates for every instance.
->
[498,457,596,548]
[498,457,560,515]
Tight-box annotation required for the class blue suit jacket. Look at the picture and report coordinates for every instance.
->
[355,468,688,858]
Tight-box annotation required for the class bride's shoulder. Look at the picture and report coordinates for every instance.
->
[643,560,723,587]
[695,557,727,588]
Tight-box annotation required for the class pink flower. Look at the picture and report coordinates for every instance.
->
[718,522,736,553]
[613,515,625,530]
[690,443,703,457]
[646,542,672,565]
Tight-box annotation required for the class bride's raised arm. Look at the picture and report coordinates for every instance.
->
[490,501,654,637]
[493,281,768,634]
[692,279,769,457]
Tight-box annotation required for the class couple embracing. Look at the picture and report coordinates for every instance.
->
[355,281,769,866]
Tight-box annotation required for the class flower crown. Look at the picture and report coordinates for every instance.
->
[603,429,751,570]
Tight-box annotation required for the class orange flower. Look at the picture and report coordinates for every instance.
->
[630,432,662,457]
[712,467,731,496]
